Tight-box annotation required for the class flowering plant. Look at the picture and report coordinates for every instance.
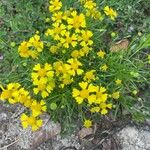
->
[0,0,150,131]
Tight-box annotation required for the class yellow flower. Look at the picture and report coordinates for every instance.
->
[79,46,92,56]
[33,77,55,98]
[60,74,73,88]
[115,79,122,85]
[28,34,44,52]
[95,86,108,104]
[49,43,62,53]
[104,6,117,20]
[20,113,43,131]
[84,70,96,82]
[53,61,74,87]
[72,82,97,104]
[49,0,62,13]
[30,100,47,117]
[52,11,66,23]
[18,34,44,59]
[60,32,77,48]
[84,1,96,10]
[67,11,86,32]
[100,103,112,115]
[100,64,108,71]
[79,30,93,47]
[112,91,120,99]
[90,107,100,113]
[45,23,66,40]
[53,61,71,76]
[0,83,21,104]
[31,63,54,81]
[67,58,84,76]
[18,41,31,58]
[97,50,106,59]
[84,119,92,128]
[80,0,102,20]
[71,50,80,58]
[86,9,102,20]
[16,88,32,108]
[11,87,32,108]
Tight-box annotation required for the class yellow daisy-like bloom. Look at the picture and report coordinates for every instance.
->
[100,102,112,115]
[84,70,96,82]
[28,34,44,56]
[67,58,84,76]
[60,32,77,48]
[52,11,66,23]
[79,30,93,47]
[80,0,102,20]
[90,106,100,113]
[60,74,73,88]
[95,86,108,104]
[79,46,92,56]
[49,0,62,13]
[18,34,44,59]
[18,41,31,58]
[0,83,21,104]
[49,43,61,54]
[30,100,47,117]
[115,79,122,85]
[72,82,97,104]
[28,35,43,52]
[71,50,81,58]
[63,9,73,18]
[100,64,108,71]
[104,6,117,20]
[53,61,71,76]
[112,91,120,99]
[20,113,43,131]
[71,49,88,58]
[86,8,102,20]
[97,50,106,59]
[53,61,73,87]
[31,63,54,81]
[53,61,64,76]
[15,87,32,108]
[90,103,112,115]
[45,23,66,39]
[84,1,96,10]
[33,77,55,98]
[84,119,92,128]
[67,11,86,32]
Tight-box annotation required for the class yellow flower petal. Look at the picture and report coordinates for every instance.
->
[75,97,84,104]
[22,121,28,128]
[101,109,108,115]
[72,88,80,97]
[84,119,92,128]
[79,82,88,90]
[88,94,96,104]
